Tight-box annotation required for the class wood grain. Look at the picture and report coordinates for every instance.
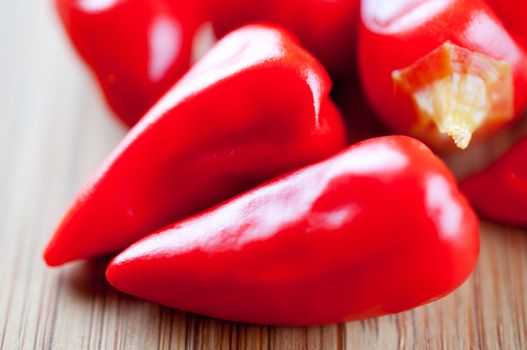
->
[1,1,526,349]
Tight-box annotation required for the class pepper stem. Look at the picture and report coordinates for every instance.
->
[393,41,513,149]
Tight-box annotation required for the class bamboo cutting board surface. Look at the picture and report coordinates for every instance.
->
[1,1,526,349]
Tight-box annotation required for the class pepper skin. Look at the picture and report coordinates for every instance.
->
[359,0,527,150]
[461,137,527,227]
[204,0,360,74]
[485,0,527,47]
[106,136,480,326]
[55,0,204,126]
[44,25,346,266]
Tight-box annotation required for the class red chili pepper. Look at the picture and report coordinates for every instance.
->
[44,25,346,267]
[485,0,527,47]
[204,0,360,74]
[106,136,480,326]
[461,137,527,227]
[359,0,527,150]
[55,0,205,126]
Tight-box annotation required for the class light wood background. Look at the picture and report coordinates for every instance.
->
[1,1,526,349]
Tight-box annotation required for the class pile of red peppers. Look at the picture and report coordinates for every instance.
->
[45,0,526,326]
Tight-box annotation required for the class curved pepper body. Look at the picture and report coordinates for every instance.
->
[461,137,527,227]
[106,136,479,326]
[44,25,346,266]
[204,0,360,74]
[359,0,527,149]
[55,0,205,126]
[485,0,527,47]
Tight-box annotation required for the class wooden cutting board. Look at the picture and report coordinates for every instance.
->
[1,1,526,349]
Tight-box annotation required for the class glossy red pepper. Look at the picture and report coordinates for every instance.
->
[106,136,480,326]
[204,0,360,74]
[55,0,205,126]
[461,137,527,227]
[359,0,527,150]
[44,25,346,267]
[485,0,527,47]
